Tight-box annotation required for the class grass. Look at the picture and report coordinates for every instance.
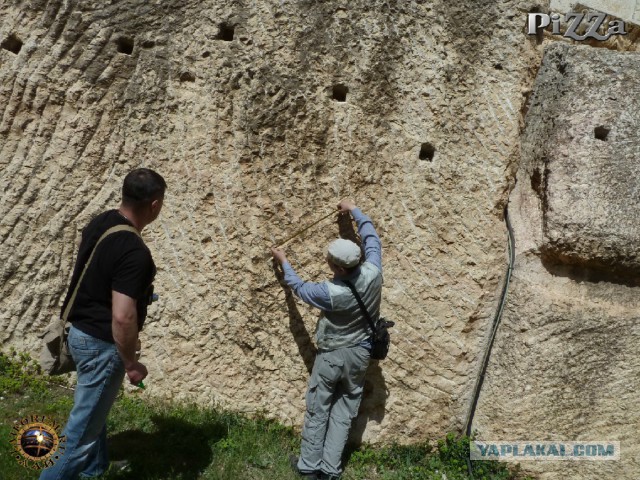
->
[0,350,532,480]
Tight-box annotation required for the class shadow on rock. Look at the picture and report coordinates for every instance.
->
[337,212,360,246]
[343,361,389,464]
[272,259,317,374]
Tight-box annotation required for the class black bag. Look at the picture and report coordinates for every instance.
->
[369,317,395,360]
[343,280,394,360]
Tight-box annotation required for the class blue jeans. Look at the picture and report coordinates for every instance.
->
[40,325,125,480]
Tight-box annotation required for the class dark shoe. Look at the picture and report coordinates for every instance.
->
[319,472,341,480]
[289,455,319,479]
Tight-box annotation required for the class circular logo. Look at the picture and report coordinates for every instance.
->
[10,416,66,470]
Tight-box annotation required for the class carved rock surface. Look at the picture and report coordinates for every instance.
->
[1,0,539,443]
[525,43,640,276]
[475,43,640,479]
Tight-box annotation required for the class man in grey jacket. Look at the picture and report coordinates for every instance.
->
[271,199,383,480]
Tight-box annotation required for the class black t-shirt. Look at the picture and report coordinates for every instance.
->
[61,210,155,343]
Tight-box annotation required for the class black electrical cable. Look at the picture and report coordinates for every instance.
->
[464,206,515,478]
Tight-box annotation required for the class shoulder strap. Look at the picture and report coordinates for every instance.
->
[62,225,141,322]
[343,280,377,334]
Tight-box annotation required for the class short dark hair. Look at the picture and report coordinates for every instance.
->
[122,168,167,206]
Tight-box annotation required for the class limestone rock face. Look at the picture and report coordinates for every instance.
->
[3,1,640,473]
[0,0,542,443]
[475,43,640,479]
[523,43,640,276]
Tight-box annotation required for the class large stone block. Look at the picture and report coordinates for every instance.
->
[475,260,640,480]
[522,43,640,277]
[476,43,640,479]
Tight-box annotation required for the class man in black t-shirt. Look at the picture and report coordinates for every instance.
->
[63,211,156,343]
[40,168,166,480]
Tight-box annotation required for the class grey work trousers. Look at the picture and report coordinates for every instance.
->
[297,345,370,477]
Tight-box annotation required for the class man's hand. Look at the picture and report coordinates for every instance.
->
[125,361,148,385]
[337,199,357,213]
[271,247,288,264]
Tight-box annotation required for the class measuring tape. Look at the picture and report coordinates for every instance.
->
[274,209,339,247]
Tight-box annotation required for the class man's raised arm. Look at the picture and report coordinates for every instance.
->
[337,200,382,272]
[271,247,333,310]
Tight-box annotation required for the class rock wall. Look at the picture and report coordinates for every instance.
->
[6,0,638,462]
[474,43,640,479]
[0,0,542,443]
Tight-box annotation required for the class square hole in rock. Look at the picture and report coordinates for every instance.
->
[419,142,435,161]
[1,34,22,54]
[116,37,134,55]
[218,24,235,41]
[332,84,348,102]
[594,126,610,141]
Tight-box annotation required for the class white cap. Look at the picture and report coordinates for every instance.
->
[327,239,361,268]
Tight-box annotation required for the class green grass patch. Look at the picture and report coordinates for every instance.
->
[0,350,532,479]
